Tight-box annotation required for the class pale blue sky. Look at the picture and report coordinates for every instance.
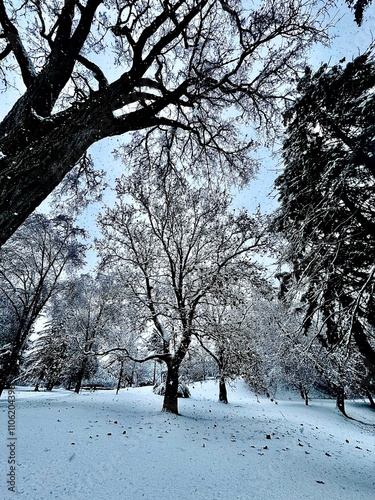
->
[1,0,374,267]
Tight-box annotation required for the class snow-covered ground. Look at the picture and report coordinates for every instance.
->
[1,380,374,499]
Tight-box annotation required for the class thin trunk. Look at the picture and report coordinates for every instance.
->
[366,389,375,409]
[336,386,347,417]
[116,359,125,395]
[219,375,228,404]
[34,370,45,391]
[162,362,180,414]
[300,385,309,405]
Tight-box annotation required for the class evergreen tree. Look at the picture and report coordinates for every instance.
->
[274,50,375,405]
[22,321,69,391]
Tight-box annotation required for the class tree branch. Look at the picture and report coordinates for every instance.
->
[76,54,108,89]
[94,346,169,363]
[0,0,36,86]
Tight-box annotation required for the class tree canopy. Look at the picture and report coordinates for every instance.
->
[97,166,268,412]
[0,212,86,394]
[0,0,331,245]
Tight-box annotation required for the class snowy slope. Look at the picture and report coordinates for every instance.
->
[1,380,374,500]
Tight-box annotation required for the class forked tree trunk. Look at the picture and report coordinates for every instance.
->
[162,363,180,414]
[219,376,228,404]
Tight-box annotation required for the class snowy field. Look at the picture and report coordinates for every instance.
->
[1,380,374,500]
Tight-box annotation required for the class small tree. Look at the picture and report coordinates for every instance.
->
[195,284,270,403]
[47,272,124,393]
[21,321,69,391]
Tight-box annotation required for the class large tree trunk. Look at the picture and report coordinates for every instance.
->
[219,375,228,404]
[0,78,182,246]
[74,358,87,394]
[0,102,107,245]
[162,362,180,415]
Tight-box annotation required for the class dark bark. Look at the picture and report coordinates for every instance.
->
[116,359,125,395]
[0,339,23,396]
[153,360,157,386]
[74,358,87,394]
[336,387,347,417]
[0,0,331,247]
[219,376,228,404]
[34,370,45,391]
[46,379,55,392]
[300,386,309,405]
[352,319,375,377]
[0,79,193,246]
[345,0,373,25]
[162,362,180,414]
[0,1,199,245]
[365,390,375,409]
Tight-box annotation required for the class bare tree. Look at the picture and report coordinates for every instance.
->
[0,213,86,395]
[195,285,270,403]
[98,169,267,413]
[0,0,331,245]
[46,272,124,393]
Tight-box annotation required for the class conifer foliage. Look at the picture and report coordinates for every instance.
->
[346,0,373,25]
[275,49,375,398]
